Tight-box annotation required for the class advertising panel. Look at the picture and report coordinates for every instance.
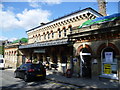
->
[104,64,111,74]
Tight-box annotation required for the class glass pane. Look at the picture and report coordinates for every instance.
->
[0,59,3,63]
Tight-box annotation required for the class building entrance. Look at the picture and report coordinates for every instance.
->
[80,48,91,78]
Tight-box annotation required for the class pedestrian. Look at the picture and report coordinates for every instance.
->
[46,62,49,70]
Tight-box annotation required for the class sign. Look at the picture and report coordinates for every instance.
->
[104,64,111,74]
[105,52,113,62]
[61,63,66,67]
[34,49,45,53]
[73,58,77,62]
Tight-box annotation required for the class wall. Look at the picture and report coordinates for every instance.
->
[73,39,120,79]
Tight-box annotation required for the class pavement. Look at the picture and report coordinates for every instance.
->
[5,68,119,89]
[46,69,119,89]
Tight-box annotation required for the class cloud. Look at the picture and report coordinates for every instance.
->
[0,3,4,9]
[29,2,40,8]
[0,8,19,31]
[0,36,18,41]
[0,4,51,31]
[28,0,41,8]
[42,0,61,4]
[0,36,8,41]
[16,9,51,30]
[28,0,61,8]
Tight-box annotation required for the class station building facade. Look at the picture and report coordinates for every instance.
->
[4,7,120,81]
[19,8,102,73]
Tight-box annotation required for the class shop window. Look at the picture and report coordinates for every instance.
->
[101,47,118,79]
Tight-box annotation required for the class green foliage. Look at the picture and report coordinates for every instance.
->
[12,38,28,44]
[0,46,4,55]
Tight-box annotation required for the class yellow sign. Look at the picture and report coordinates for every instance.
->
[104,64,111,74]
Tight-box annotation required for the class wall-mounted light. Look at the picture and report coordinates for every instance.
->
[92,59,98,64]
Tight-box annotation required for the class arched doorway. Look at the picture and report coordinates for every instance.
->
[80,48,92,78]
[101,47,118,79]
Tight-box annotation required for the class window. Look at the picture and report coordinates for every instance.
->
[59,30,61,37]
[39,35,41,41]
[69,26,72,34]
[44,34,46,40]
[0,59,3,63]
[64,28,66,37]
[48,33,50,39]
[52,32,54,38]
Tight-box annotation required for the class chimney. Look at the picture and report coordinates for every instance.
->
[40,22,45,26]
[97,0,107,16]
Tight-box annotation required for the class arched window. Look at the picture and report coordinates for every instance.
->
[43,32,46,40]
[51,30,54,38]
[63,27,66,37]
[48,33,50,39]
[44,34,46,40]
[38,34,41,41]
[68,25,72,34]
[58,28,61,38]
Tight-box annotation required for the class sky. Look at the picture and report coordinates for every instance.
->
[0,0,119,41]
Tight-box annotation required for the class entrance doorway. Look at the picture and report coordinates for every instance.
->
[80,48,91,78]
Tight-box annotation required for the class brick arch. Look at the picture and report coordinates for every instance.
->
[68,25,72,28]
[62,27,66,29]
[57,28,60,31]
[97,43,120,57]
[76,44,92,56]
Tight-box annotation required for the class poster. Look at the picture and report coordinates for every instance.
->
[104,64,111,74]
[105,52,113,62]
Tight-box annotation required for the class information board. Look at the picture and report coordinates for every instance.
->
[105,52,113,62]
[104,64,111,74]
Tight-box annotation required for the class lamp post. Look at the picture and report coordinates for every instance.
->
[116,55,120,88]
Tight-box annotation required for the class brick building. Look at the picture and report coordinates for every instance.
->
[19,8,102,73]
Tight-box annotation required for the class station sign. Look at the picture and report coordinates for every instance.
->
[34,49,45,53]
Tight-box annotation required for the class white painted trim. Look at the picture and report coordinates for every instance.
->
[80,53,91,55]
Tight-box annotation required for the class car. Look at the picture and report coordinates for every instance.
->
[0,58,5,70]
[14,63,46,82]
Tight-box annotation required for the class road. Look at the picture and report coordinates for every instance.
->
[0,69,79,89]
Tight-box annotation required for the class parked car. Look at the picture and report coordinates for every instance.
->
[0,58,5,70]
[14,63,46,82]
